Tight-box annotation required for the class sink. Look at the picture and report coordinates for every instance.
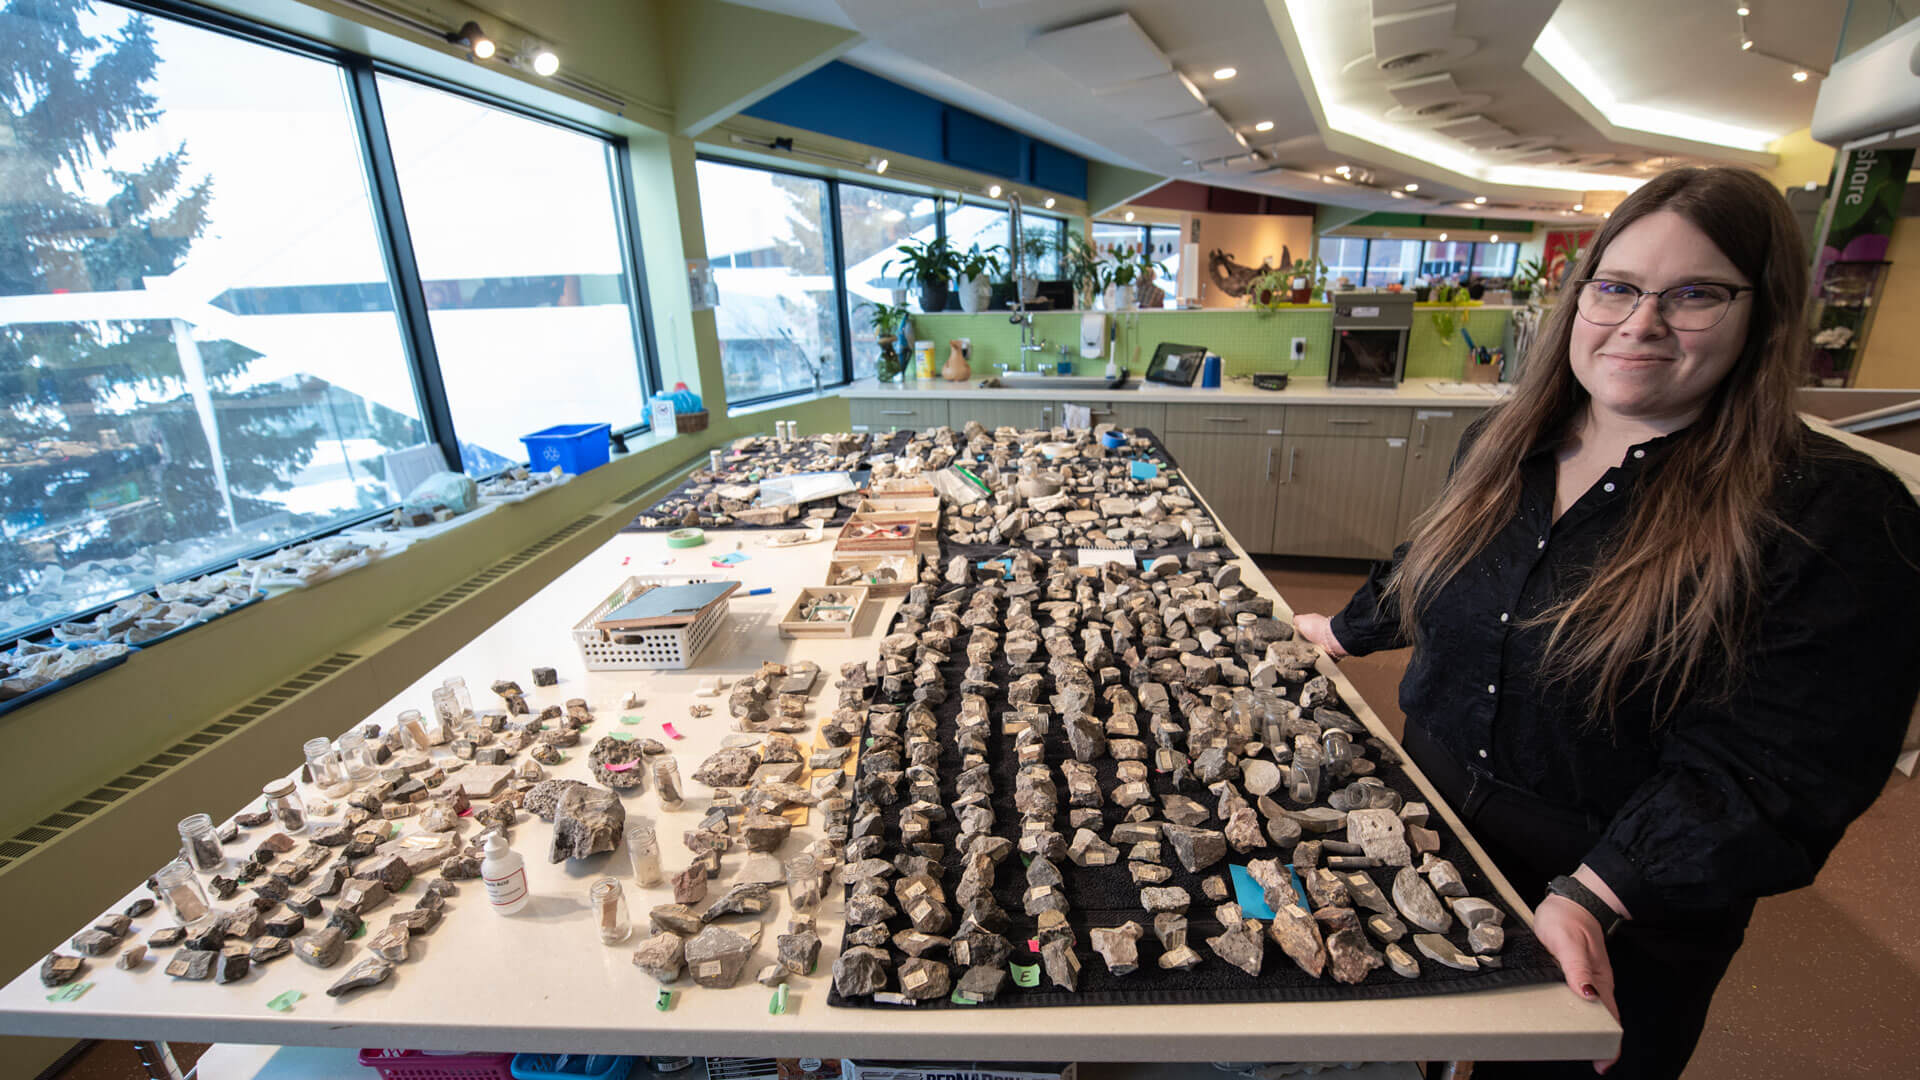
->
[994,374,1120,390]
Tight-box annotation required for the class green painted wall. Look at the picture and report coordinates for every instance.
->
[906,307,1512,381]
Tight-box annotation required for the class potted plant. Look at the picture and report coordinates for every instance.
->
[1511,257,1542,303]
[1060,231,1104,310]
[883,236,961,313]
[1414,277,1432,303]
[1130,245,1171,308]
[1430,282,1471,343]
[1247,262,1289,310]
[864,301,911,382]
[1015,232,1054,302]
[1104,245,1141,310]
[954,243,1005,313]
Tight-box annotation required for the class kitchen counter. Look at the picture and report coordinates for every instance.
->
[840,375,1511,408]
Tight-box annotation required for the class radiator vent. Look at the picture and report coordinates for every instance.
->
[387,515,602,630]
[0,651,360,874]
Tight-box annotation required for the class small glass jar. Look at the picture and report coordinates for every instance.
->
[154,858,211,925]
[262,778,307,834]
[652,755,684,811]
[589,877,631,944]
[397,709,431,752]
[626,823,663,886]
[303,736,348,794]
[442,676,473,720]
[177,813,224,872]
[430,685,460,739]
[336,729,373,781]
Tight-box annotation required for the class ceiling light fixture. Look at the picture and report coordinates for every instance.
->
[1473,195,1487,204]
[1573,202,1584,211]
[1044,197,1057,209]
[1336,164,1351,176]
[1255,120,1274,132]
[868,156,889,174]
[988,184,1004,198]
[1404,183,1419,191]
[1213,66,1238,80]
[1489,234,1499,243]
[1438,232,1448,242]
[1124,210,1136,221]
[1736,4,1750,15]
[1792,69,1810,81]
[1320,174,1334,183]
[1390,190,1406,199]
[1532,21,1777,151]
[527,45,559,76]
[1741,36,1754,50]
[446,21,494,59]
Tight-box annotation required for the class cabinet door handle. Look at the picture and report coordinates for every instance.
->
[1328,418,1372,426]
[1416,419,1429,448]
[1280,447,1298,484]
[1204,415,1247,423]
[1089,409,1113,417]
[1266,446,1275,480]
[880,410,915,416]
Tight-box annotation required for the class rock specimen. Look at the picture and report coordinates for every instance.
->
[632,932,686,983]
[1326,928,1384,984]
[549,784,625,862]
[702,882,771,922]
[777,924,821,975]
[39,954,85,987]
[1345,808,1413,867]
[117,944,148,970]
[1268,905,1328,978]
[684,926,757,988]
[326,956,394,997]
[1392,865,1453,934]
[1205,912,1266,977]
[588,736,648,789]
[1152,913,1202,971]
[1385,942,1420,978]
[166,950,215,981]
[896,957,950,1000]
[1162,824,1227,873]
[1414,933,1478,972]
[1247,858,1301,913]
[1091,922,1145,976]
[833,945,889,996]
[292,927,346,969]
[692,747,759,788]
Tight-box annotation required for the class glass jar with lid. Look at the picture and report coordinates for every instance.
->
[177,813,224,872]
[302,736,349,794]
[154,857,212,925]
[336,729,373,782]
[262,778,307,833]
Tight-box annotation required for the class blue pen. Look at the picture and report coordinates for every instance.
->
[747,587,772,596]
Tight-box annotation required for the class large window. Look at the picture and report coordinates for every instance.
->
[1321,236,1369,287]
[1364,239,1424,287]
[840,183,936,379]
[0,0,657,647]
[0,2,426,641]
[696,160,845,404]
[377,76,653,472]
[1318,235,1523,288]
[947,203,1011,269]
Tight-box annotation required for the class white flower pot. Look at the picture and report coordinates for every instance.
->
[959,274,992,313]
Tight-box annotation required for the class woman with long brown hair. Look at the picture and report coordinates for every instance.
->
[1296,166,1920,1078]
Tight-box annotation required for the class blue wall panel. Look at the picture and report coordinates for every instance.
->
[742,62,1090,199]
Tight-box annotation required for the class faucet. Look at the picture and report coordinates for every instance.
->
[1006,191,1046,372]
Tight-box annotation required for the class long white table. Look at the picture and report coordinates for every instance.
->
[0,516,1618,1063]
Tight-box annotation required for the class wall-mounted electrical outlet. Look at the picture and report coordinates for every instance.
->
[1291,337,1308,361]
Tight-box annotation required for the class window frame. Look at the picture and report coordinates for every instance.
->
[0,0,663,645]
[1319,234,1525,290]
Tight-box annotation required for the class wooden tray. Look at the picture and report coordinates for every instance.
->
[834,511,923,555]
[778,585,871,638]
[825,552,919,597]
[855,495,940,529]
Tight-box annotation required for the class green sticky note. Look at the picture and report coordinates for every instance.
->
[351,922,367,940]
[46,982,91,1003]
[609,731,635,742]
[1010,963,1040,988]
[621,714,643,725]
[656,989,674,1011]
[864,737,874,749]
[266,990,304,1013]
[769,983,789,1014]
[949,987,980,1006]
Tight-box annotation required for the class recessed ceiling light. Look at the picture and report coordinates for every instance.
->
[1603,210,1612,218]
[1044,197,1056,209]
[1489,234,1499,243]
[1573,202,1584,211]
[1254,120,1275,132]
[1438,232,1449,242]
[987,184,1003,197]
[1213,67,1238,80]
[1404,183,1419,192]
[1124,210,1135,221]
[1390,190,1406,199]
[1473,195,1487,204]
[1793,70,1810,81]
[1335,164,1351,176]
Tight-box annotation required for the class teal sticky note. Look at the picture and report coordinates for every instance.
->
[1229,864,1275,919]
[1129,460,1159,480]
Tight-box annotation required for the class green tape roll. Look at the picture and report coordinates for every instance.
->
[666,527,706,548]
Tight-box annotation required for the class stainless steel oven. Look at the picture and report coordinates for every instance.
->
[1329,293,1413,389]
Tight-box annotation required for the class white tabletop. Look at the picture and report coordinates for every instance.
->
[0,520,1617,1062]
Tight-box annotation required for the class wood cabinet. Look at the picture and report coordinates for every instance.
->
[958,399,1051,431]
[1270,435,1408,560]
[1394,408,1487,540]
[1284,405,1411,438]
[849,398,948,432]
[1163,402,1287,434]
[1160,430,1283,550]
[1081,400,1167,433]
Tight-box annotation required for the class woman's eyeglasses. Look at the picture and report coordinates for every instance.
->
[1574,278,1753,331]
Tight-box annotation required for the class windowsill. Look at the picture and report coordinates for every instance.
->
[725,386,842,419]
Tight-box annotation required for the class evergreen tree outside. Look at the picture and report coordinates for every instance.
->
[0,0,423,638]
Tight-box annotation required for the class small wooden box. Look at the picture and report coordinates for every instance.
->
[856,495,940,529]
[778,585,871,638]
[835,512,923,555]
[825,552,920,597]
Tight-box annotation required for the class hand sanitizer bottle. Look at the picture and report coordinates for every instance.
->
[482,833,529,915]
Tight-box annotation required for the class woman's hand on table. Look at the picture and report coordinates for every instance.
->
[1294,613,1349,659]
[1536,865,1630,1074]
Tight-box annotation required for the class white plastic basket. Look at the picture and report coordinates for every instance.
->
[571,574,729,670]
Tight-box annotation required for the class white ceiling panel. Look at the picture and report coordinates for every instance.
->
[1370,2,1457,64]
[1093,72,1210,120]
[1144,107,1232,145]
[1434,113,1512,140]
[1387,72,1461,109]
[1028,12,1172,88]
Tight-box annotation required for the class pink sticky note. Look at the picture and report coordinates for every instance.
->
[603,760,637,773]
[662,722,684,740]
[621,556,631,566]
[1027,938,1040,952]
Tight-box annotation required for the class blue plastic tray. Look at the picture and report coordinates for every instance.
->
[508,1055,636,1080]
[0,642,138,719]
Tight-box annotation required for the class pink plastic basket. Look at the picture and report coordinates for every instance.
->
[359,1050,519,1080]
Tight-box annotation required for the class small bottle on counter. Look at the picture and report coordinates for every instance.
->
[589,877,631,944]
[177,813,224,872]
[480,833,529,915]
[261,778,307,834]
[626,823,663,886]
[303,736,351,794]
[335,729,373,782]
[652,755,684,811]
[397,708,431,751]
[154,858,211,925]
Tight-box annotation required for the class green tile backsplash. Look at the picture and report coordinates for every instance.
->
[907,306,1513,382]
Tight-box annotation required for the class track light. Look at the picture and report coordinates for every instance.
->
[1792,69,1809,81]
[1044,197,1056,209]
[1390,190,1405,199]
[1573,202,1584,211]
[868,156,889,174]
[1736,4,1750,15]
[987,183,1003,198]
[1438,232,1448,242]
[446,21,494,59]
[1404,183,1419,191]
[1212,67,1237,80]
[1473,195,1487,204]
[1254,120,1274,132]
[1489,234,1499,243]
[531,46,559,76]
[1124,210,1135,221]
[1740,37,1754,50]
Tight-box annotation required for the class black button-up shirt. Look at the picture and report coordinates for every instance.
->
[1331,419,1920,920]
